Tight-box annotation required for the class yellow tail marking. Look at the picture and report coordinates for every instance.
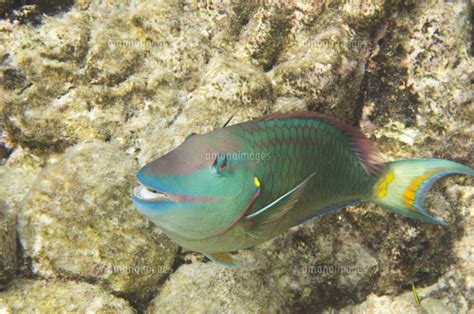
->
[375,171,395,198]
[402,171,436,210]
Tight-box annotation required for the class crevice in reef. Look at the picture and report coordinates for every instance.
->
[1,1,74,24]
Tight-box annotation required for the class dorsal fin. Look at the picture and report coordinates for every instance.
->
[222,110,240,128]
[256,111,384,176]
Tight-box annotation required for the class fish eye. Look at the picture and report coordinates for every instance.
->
[211,154,228,176]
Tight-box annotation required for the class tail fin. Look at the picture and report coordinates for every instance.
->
[369,159,473,225]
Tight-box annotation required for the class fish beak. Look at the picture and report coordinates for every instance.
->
[133,182,172,202]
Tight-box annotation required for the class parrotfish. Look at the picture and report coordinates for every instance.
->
[132,112,473,266]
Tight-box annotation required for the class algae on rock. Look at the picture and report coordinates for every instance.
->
[0,201,17,290]
[138,55,273,165]
[0,148,42,210]
[17,142,177,303]
[0,148,43,291]
[146,260,286,313]
[0,279,134,313]
[0,0,472,313]
[0,0,389,155]
[362,2,473,163]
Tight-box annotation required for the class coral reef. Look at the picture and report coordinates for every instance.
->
[0,148,43,209]
[0,279,134,313]
[0,0,471,312]
[17,143,178,304]
[146,260,286,313]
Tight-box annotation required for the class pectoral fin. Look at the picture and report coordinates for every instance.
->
[205,252,237,267]
[245,172,316,220]
[244,172,316,239]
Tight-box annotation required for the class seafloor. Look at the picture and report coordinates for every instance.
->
[0,1,472,313]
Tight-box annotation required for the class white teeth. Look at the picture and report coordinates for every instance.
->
[134,185,168,201]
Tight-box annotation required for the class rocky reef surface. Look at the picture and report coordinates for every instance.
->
[0,0,472,313]
[0,279,135,313]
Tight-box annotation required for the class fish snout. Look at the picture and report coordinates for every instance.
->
[133,183,171,202]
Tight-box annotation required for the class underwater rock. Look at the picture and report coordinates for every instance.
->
[0,148,42,291]
[268,23,369,123]
[420,298,454,314]
[1,0,391,154]
[234,2,293,69]
[362,1,472,163]
[17,142,177,303]
[0,1,14,16]
[335,292,419,313]
[0,130,11,164]
[0,279,134,313]
[145,260,285,313]
[0,201,17,290]
[336,270,463,313]
[138,55,273,164]
[0,9,93,151]
[0,0,470,312]
[0,147,43,210]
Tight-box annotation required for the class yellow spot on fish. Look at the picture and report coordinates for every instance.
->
[375,171,395,198]
[402,171,436,210]
[386,172,395,183]
[254,176,261,188]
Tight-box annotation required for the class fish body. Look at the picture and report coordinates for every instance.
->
[132,112,473,266]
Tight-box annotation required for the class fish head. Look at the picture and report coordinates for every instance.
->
[132,128,259,239]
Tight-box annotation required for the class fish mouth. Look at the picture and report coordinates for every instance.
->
[133,182,173,202]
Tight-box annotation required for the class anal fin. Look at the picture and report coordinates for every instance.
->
[205,252,237,267]
[297,199,360,225]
